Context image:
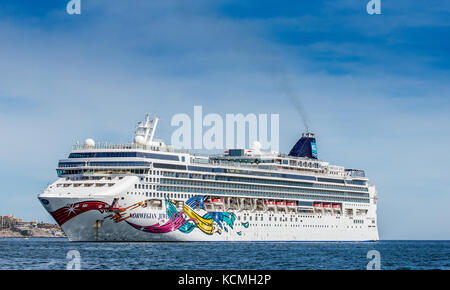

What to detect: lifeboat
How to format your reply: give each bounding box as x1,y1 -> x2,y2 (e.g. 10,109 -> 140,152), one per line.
332,204 -> 341,209
286,201 -> 297,207
212,198 -> 224,203
323,203 -> 331,208
276,201 -> 286,206
264,200 -> 276,205
313,203 -> 322,208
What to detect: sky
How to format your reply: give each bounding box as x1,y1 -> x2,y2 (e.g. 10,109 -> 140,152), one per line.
0,0 -> 449,240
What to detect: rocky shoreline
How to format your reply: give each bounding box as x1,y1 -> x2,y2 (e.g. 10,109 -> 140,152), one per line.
1,214 -> 66,238
0,227 -> 66,238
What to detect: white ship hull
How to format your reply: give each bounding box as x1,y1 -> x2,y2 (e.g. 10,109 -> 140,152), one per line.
39,189 -> 379,242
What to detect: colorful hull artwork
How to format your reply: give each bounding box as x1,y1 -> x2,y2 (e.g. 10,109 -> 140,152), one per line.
50,195 -> 249,236
126,195 -> 248,235
50,200 -> 110,226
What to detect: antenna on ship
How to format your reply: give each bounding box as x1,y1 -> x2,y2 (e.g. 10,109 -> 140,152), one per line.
134,114 -> 159,146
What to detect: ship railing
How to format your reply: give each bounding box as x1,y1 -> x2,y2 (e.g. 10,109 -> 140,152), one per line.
72,143 -> 354,179
190,158 -> 338,177
344,169 -> 366,177
72,142 -> 190,154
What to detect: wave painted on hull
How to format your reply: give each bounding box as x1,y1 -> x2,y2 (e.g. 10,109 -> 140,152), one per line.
50,201 -> 109,226
49,195 -> 248,237
126,195 -> 242,236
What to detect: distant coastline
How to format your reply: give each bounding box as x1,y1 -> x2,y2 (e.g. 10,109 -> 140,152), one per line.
0,214 -> 65,238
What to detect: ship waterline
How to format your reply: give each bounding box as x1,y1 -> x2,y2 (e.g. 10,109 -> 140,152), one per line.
38,114 -> 379,242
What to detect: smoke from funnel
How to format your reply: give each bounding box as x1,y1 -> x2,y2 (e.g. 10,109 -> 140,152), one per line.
272,69 -> 310,133
243,47 -> 310,133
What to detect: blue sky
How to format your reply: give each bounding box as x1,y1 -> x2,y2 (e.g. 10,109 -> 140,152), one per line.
0,0 -> 449,239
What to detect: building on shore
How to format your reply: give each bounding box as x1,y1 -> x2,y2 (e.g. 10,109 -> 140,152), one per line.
0,215 -> 22,228
0,214 -> 65,237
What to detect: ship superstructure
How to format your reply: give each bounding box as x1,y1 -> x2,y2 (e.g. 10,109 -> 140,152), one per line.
38,115 -> 379,241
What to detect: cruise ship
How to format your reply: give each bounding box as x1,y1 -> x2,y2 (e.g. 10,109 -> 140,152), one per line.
38,115 -> 379,242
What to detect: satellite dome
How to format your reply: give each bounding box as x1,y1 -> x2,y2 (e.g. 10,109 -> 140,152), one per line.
84,138 -> 95,148
134,135 -> 145,145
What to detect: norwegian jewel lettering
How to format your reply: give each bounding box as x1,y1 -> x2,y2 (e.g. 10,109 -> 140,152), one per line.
130,213 -> 168,219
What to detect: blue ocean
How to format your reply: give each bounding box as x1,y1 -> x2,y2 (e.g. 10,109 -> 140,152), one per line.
0,238 -> 448,270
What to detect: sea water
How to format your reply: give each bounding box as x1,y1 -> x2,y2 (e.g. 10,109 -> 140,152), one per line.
0,238 -> 448,270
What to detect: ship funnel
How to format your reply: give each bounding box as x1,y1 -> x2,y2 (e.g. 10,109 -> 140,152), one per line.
288,132 -> 318,159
